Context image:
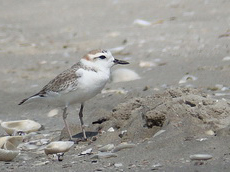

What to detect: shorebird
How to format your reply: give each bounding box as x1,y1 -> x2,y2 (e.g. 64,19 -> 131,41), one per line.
19,49 -> 129,140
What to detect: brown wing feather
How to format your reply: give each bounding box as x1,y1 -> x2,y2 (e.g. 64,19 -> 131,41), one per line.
39,67 -> 80,94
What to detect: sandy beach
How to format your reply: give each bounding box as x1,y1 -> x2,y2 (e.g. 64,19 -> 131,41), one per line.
0,0 -> 230,171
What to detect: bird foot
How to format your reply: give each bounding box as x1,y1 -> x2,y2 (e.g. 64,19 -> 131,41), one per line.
70,137 -> 88,144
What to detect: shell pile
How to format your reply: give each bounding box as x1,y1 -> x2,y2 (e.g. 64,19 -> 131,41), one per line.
0,136 -> 23,161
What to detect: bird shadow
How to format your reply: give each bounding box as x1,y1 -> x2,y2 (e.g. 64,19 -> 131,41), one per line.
72,131 -> 98,139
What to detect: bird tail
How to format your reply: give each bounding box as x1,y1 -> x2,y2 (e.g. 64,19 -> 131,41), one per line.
18,93 -> 45,105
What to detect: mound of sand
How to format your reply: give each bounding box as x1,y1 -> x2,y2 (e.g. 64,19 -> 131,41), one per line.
62,88 -> 230,145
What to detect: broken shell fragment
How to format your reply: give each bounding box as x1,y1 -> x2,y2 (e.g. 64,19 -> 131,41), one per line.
98,144 -> 115,152
44,141 -> 74,155
112,143 -> 136,152
1,119 -> 41,135
0,136 -> 23,161
91,152 -> 118,159
190,154 -> 213,160
0,149 -> 20,161
179,75 -> 197,84
133,19 -> 151,26
79,148 -> 93,156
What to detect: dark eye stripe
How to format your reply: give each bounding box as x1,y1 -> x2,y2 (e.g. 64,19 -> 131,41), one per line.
99,55 -> 106,59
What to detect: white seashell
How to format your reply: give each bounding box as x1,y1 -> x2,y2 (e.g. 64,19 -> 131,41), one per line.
18,143 -> 39,150
0,136 -> 23,149
91,152 -> 118,159
79,148 -> 93,155
153,130 -> 166,138
114,163 -> 123,167
222,56 -> 230,61
133,19 -> 151,26
98,144 -> 115,152
179,75 -> 197,84
40,139 -> 50,145
0,136 -> 23,161
44,141 -> 74,155
47,109 -> 59,117
101,88 -> 127,94
107,127 -> 115,132
196,138 -> 208,142
112,143 -> 136,152
214,93 -> 230,96
190,154 -> 213,160
109,46 -> 125,54
111,68 -> 140,83
139,61 -> 156,68
1,119 -> 41,135
34,161 -> 49,166
205,130 -> 215,136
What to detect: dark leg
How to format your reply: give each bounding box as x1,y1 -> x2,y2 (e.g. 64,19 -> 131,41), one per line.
62,106 -> 73,140
79,103 -> 87,139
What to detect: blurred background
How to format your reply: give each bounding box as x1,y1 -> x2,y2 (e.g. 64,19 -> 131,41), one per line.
0,0 -> 229,123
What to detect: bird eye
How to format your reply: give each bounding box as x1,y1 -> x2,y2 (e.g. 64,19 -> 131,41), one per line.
99,55 -> 106,59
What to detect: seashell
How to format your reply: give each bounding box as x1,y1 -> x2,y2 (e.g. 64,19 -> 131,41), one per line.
91,152 -> 118,159
133,19 -> 151,26
107,127 -> 115,132
179,75 -> 197,84
101,88 -> 127,94
111,68 -> 140,83
190,154 -> 213,160
153,130 -> 166,138
112,143 -> 136,152
98,144 -> 115,152
114,163 -> 123,167
1,119 -> 41,135
79,148 -> 93,155
0,136 -> 23,149
18,143 -> 39,150
47,109 -> 59,117
0,136 -> 23,161
44,141 -> 74,155
139,61 -> 156,68
0,149 -> 20,161
222,56 -> 230,61
109,46 -> 125,54
205,130 -> 215,136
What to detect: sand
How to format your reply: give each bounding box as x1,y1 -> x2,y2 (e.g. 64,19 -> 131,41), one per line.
0,0 -> 230,171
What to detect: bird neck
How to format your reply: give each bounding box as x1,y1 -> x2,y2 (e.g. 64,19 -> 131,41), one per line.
80,59 -> 110,74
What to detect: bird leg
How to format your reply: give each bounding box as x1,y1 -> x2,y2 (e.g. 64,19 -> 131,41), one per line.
79,103 -> 87,140
62,106 -> 73,140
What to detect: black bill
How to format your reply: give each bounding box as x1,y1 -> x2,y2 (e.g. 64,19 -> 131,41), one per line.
113,59 -> 129,65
